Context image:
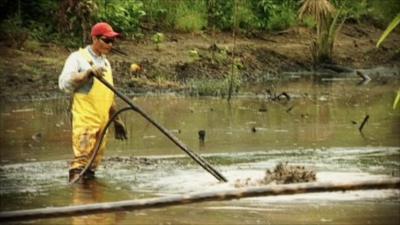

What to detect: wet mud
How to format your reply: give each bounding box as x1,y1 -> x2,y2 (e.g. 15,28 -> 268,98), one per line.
1,23 -> 400,100
234,162 -> 316,188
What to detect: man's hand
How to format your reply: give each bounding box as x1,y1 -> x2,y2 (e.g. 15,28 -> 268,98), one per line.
72,66 -> 106,87
85,66 -> 106,78
114,118 -> 127,140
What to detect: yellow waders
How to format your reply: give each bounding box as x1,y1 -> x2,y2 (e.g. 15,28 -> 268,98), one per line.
70,48 -> 114,170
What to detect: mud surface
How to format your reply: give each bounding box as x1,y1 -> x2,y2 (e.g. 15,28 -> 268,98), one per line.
1,23 -> 399,100
1,148 -> 399,225
263,162 -> 316,184
234,162 -> 316,187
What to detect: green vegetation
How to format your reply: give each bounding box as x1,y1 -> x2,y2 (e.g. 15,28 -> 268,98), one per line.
394,89 -> 400,109
299,0 -> 337,64
374,13 -> 400,110
2,0 -> 398,46
151,32 -> 165,51
175,1 -> 207,32
97,0 -> 145,39
187,57 -> 242,97
367,0 -> 400,27
0,15 -> 29,48
376,13 -> 400,48
298,0 -> 373,64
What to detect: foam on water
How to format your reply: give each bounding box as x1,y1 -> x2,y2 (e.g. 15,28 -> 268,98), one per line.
1,147 -> 399,203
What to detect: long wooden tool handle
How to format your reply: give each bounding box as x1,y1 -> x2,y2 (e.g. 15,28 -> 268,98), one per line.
95,76 -> 228,182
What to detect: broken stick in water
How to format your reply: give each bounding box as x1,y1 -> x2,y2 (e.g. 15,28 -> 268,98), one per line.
359,114 -> 370,132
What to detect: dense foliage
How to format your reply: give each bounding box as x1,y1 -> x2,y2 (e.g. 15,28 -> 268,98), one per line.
0,0 -> 399,47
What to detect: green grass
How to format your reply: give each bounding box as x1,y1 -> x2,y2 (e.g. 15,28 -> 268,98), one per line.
267,4 -> 297,31
367,0 -> 400,26
187,79 -> 230,96
174,1 -> 207,32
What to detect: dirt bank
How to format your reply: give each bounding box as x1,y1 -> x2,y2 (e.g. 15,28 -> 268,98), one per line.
0,23 -> 399,100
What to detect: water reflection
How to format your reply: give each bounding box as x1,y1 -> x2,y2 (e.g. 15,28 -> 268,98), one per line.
1,79 -> 399,164
71,180 -> 126,225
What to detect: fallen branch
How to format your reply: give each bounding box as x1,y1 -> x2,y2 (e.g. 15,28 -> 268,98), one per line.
0,178 -> 399,222
356,71 -> 371,81
359,114 -> 370,132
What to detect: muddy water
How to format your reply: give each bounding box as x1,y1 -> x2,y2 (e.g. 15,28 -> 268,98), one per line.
0,78 -> 399,225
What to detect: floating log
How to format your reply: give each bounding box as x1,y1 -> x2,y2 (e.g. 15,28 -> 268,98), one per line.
320,63 -> 354,73
0,178 -> 399,222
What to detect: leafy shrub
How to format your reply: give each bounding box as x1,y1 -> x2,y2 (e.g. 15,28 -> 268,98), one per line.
236,3 -> 259,30
97,0 -> 145,37
141,0 -> 180,29
207,0 -> 234,30
331,0 -> 368,24
301,15 -> 317,29
345,0 -> 369,23
175,1 -> 207,32
267,3 -> 297,31
0,16 -> 29,48
366,0 -> 400,26
250,0 -> 298,31
151,32 -> 165,50
251,0 -> 277,29
26,20 -> 57,42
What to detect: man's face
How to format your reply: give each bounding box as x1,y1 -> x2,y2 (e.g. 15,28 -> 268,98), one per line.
93,36 -> 115,55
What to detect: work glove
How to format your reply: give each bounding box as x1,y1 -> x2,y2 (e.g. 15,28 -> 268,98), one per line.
114,118 -> 128,140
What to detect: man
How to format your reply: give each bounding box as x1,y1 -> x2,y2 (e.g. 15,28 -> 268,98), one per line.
59,22 -> 127,182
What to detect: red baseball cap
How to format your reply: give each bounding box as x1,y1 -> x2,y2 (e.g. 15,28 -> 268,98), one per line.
91,22 -> 120,38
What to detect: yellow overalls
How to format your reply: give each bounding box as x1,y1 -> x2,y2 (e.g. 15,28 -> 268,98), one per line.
70,48 -> 114,170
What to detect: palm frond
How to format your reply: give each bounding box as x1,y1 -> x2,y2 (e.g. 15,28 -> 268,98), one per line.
328,6 -> 346,44
299,0 -> 336,25
393,89 -> 400,109
376,13 -> 400,48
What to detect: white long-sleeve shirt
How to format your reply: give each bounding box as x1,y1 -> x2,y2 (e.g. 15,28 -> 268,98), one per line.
59,46 -> 110,94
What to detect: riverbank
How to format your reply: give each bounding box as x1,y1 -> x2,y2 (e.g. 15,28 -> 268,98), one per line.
0,23 -> 399,100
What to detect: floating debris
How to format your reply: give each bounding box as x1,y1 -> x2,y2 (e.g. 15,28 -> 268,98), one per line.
169,129 -> 181,134
235,162 -> 316,188
258,108 -> 267,112
105,156 -> 157,166
277,92 -> 290,101
356,71 -> 371,82
12,108 -> 35,113
301,113 -> 309,119
263,162 -> 316,185
286,105 -> 294,113
359,114 -> 370,132
198,130 -> 206,143
31,132 -> 42,143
